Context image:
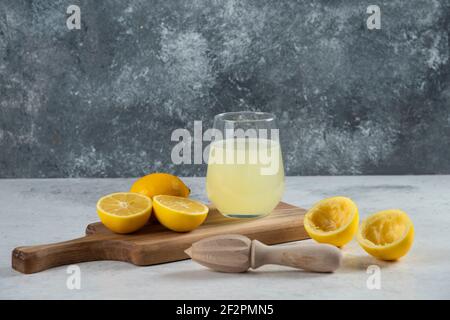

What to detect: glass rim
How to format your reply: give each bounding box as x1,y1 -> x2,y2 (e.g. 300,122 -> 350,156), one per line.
214,111 -> 276,123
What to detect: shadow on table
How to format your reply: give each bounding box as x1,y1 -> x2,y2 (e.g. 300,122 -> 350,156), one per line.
340,253 -> 394,273
162,267 -> 335,281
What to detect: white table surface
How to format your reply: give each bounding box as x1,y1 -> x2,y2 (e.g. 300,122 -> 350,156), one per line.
1,176 -> 449,300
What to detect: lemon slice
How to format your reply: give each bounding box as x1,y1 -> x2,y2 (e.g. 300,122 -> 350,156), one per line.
304,196 -> 359,247
96,192 -> 152,234
153,195 -> 208,232
357,209 -> 414,260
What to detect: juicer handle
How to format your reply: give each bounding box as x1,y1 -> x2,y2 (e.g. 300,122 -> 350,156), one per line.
251,240 -> 342,273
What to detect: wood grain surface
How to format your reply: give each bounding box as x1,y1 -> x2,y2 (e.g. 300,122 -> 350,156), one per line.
12,202 -> 308,274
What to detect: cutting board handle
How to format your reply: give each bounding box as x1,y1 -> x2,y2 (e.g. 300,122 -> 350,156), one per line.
12,236 -> 116,274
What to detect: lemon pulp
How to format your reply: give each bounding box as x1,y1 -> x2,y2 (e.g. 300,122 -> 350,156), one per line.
304,196 -> 359,247
96,192 -> 152,234
308,199 -> 354,233
153,195 -> 208,232
357,209 -> 414,260
98,193 -> 152,216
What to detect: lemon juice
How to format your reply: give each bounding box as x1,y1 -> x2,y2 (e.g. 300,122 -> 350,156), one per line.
206,138 -> 284,218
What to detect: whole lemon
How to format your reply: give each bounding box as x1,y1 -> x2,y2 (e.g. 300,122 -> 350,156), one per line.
130,173 -> 190,199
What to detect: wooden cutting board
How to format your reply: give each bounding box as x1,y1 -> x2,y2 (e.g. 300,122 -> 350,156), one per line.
12,202 -> 308,274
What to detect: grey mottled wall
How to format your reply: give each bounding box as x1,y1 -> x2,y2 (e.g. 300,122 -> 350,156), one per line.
0,0 -> 449,178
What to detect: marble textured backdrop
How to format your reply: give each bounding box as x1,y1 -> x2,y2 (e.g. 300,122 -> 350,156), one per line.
0,0 -> 449,178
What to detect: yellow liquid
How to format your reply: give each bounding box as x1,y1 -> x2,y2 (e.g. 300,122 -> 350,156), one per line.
206,138 -> 284,218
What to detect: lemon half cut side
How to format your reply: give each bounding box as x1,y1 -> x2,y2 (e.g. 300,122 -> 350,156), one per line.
357,209 -> 414,261
153,195 -> 208,232
96,192 -> 152,234
304,196 -> 359,247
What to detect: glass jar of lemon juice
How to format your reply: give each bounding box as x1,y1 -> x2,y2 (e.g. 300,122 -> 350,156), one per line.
206,112 -> 285,218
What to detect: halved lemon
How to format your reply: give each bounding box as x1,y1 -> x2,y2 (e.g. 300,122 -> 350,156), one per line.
357,209 -> 414,261
153,195 -> 208,232
96,192 -> 152,234
304,196 -> 359,247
